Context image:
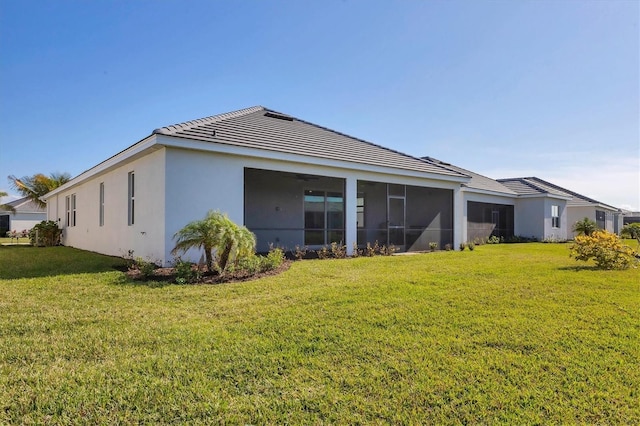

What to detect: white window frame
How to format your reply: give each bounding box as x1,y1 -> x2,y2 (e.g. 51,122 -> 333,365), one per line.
551,205 -> 560,228
128,172 -> 135,226
65,195 -> 70,227
99,182 -> 104,226
71,194 -> 77,227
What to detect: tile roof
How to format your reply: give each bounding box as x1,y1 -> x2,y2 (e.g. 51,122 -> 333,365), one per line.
0,197 -> 45,213
497,177 -> 619,210
421,157 -> 516,195
153,106 -> 467,178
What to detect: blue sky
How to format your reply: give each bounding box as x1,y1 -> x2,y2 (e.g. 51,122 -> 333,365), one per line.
1,0 -> 638,210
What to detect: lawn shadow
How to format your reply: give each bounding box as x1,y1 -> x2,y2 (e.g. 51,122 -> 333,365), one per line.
0,245 -> 128,280
558,265 -> 600,272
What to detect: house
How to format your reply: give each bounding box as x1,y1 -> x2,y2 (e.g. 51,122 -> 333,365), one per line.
0,197 -> 47,236
42,106 -> 475,265
41,106 -> 624,264
497,177 -> 620,239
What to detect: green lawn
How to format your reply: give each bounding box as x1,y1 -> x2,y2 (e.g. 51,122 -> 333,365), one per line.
1,244 -> 638,424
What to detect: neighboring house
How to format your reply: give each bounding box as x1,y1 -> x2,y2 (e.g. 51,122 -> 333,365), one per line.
498,177 -> 620,239
622,211 -> 640,225
0,197 -> 46,236
42,106 -> 471,265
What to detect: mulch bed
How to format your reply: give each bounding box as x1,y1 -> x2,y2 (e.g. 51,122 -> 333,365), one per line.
125,260 -> 292,284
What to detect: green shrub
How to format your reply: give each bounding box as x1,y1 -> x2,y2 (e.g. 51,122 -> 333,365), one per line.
29,220 -> 62,247
264,246 -> 285,270
570,230 -> 637,270
621,223 -> 640,239
135,257 -> 157,279
444,243 -> 452,251
316,245 -> 330,259
467,242 -> 475,251
573,217 -> 597,236
294,245 -> 308,260
459,243 -> 466,251
233,255 -> 262,275
330,242 -> 347,259
429,242 -> 438,251
487,235 -> 501,244
173,258 -> 202,284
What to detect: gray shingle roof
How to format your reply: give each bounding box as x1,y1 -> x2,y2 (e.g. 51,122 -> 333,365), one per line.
498,177 -> 618,210
153,106 -> 466,178
0,197 -> 45,213
421,157 -> 516,195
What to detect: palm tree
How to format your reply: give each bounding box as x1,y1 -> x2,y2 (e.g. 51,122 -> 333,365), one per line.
172,210 -> 256,273
0,191 -> 15,213
8,172 -> 71,208
573,217 -> 597,236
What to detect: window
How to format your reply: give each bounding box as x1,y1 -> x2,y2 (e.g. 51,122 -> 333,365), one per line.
304,190 -> 344,245
596,210 -> 605,229
551,205 -> 560,228
99,182 -> 104,226
66,194 -> 76,227
65,196 -> 70,227
128,172 -> 135,226
357,193 -> 365,228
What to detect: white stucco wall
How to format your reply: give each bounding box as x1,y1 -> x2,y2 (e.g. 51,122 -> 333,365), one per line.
47,148 -> 166,263
163,147 -> 464,262
514,199 -> 540,239
567,206 -> 595,238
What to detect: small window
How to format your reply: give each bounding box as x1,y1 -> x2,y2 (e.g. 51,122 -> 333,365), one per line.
99,182 -> 104,226
551,205 -> 560,228
71,194 -> 77,227
128,172 -> 135,226
65,196 -> 70,227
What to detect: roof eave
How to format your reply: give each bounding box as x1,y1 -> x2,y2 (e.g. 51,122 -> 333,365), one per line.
156,134 -> 470,183
43,134 -> 160,199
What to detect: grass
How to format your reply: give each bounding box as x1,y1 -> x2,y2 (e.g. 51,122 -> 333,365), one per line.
1,243 -> 638,424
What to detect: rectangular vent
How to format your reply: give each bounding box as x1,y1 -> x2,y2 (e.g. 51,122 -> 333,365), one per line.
264,111 -> 294,121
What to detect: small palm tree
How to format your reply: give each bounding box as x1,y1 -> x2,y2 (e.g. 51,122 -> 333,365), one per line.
8,172 -> 71,208
172,210 -> 256,274
572,217 -> 597,236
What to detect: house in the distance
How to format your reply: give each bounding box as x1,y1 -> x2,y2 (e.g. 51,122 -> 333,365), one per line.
40,106 -> 624,264
0,197 -> 47,236
498,177 -> 621,239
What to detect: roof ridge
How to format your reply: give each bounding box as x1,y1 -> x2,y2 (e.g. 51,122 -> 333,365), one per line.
153,106 -> 266,135
419,157 -> 472,179
525,177 -> 618,210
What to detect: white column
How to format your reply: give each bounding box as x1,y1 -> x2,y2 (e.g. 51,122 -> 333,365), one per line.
453,186 -> 465,250
345,175 -> 357,255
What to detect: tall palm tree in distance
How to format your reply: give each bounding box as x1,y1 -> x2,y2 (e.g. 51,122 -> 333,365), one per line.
8,172 -> 71,208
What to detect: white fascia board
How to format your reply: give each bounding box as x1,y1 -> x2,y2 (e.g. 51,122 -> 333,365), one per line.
516,193 -> 572,201
43,135 -> 161,199
461,187 -> 518,199
593,203 -> 620,212
155,135 -> 470,185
